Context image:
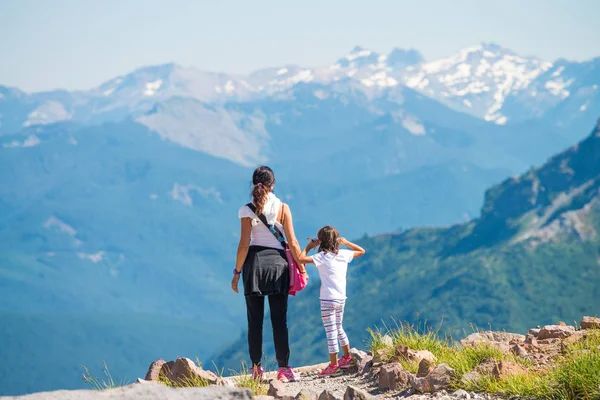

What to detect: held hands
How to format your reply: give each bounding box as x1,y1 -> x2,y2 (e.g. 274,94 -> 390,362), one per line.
301,270 -> 309,281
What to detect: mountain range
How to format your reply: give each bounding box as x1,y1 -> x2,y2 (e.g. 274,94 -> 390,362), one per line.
215,120 -> 600,371
0,42 -> 599,395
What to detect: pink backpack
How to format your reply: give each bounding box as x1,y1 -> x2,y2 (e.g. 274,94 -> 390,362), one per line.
246,202 -> 307,296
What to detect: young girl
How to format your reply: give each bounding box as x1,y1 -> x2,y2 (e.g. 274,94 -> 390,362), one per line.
298,225 -> 366,377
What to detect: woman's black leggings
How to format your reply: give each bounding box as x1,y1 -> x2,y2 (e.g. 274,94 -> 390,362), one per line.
245,293 -> 290,368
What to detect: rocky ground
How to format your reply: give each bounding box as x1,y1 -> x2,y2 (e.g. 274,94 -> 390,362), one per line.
264,363 -> 502,399
3,316 -> 599,400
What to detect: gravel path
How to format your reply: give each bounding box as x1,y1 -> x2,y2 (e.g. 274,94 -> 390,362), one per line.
270,365 -> 506,399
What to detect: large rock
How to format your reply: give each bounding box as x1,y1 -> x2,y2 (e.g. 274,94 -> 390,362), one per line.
144,359 -> 166,381
409,363 -> 455,393
0,384 -> 253,400
537,325 -> 575,340
581,316 -> 600,330
160,357 -> 220,386
460,331 -> 525,353
378,363 -> 410,391
343,386 -> 376,400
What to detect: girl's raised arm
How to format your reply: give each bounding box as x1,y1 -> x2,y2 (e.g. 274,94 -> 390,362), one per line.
339,237 -> 366,258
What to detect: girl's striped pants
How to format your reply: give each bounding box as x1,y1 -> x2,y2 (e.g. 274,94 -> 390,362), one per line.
320,299 -> 349,354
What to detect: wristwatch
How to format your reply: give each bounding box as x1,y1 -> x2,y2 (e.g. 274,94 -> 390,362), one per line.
233,269 -> 241,275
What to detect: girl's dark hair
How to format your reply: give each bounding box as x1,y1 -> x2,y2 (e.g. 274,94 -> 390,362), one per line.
251,166 -> 275,216
317,226 -> 339,254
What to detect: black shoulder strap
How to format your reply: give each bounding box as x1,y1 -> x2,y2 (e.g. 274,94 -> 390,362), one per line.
246,203 -> 286,245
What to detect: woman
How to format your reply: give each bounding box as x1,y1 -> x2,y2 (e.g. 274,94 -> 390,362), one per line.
231,166 -> 308,382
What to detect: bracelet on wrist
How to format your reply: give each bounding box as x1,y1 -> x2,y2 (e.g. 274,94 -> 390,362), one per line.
233,269 -> 241,275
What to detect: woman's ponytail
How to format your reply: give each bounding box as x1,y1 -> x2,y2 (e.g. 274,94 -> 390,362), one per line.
251,166 -> 275,215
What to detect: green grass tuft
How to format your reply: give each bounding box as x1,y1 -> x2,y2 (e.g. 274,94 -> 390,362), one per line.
81,361 -> 129,390
231,362 -> 268,396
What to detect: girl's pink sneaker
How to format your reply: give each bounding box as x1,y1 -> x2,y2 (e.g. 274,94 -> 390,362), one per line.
318,364 -> 343,377
277,367 -> 298,382
339,355 -> 356,369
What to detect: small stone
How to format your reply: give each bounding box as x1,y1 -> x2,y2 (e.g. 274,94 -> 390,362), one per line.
349,348 -> 368,365
318,389 -> 342,400
563,330 -> 588,345
343,385 -> 377,400
395,344 -> 417,360
382,335 -> 394,346
460,331 -> 524,354
453,389 -> 471,399
410,363 -> 455,393
144,359 -> 166,381
414,350 -> 436,365
372,348 -> 388,363
524,334 -> 538,346
417,358 -> 435,378
559,321 -> 566,326
296,388 -> 319,400
490,360 -> 527,379
537,325 -> 575,340
460,370 -> 481,386
378,363 -> 410,390
510,344 -> 528,357
358,356 -> 373,375
268,379 -> 287,399
581,316 -> 600,330
528,328 -> 540,337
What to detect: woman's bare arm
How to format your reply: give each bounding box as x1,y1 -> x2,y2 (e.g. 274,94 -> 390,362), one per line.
282,204 -> 308,273
232,218 -> 252,293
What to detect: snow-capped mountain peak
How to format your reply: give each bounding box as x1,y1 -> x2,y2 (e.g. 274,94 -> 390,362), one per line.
403,42 -> 553,124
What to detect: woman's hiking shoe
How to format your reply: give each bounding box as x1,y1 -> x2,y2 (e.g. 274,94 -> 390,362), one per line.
277,367 -> 298,382
252,365 -> 265,380
338,355 -> 356,369
318,364 -> 343,377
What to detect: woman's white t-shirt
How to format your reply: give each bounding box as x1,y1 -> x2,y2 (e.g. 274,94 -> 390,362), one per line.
238,192 -> 284,250
311,249 -> 354,300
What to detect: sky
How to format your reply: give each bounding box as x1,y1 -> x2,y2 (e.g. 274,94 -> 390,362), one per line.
1,0 -> 599,92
